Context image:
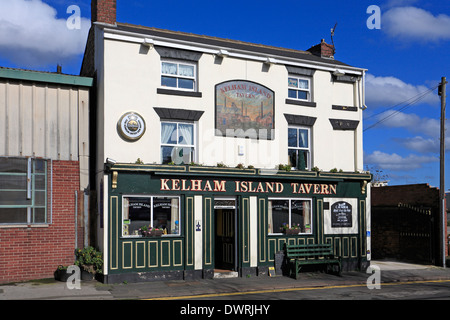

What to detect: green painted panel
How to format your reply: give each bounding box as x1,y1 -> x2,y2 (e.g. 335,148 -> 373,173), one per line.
351,237 -> 358,257
135,241 -> 146,268
258,198 -> 267,263
110,196 -> 119,271
161,241 -> 171,267
241,197 -> 249,266
148,241 -> 158,267
343,237 -> 349,258
122,242 -> 133,269
185,197 -> 194,268
203,197 -> 213,267
268,239 -> 276,262
174,241 -> 183,266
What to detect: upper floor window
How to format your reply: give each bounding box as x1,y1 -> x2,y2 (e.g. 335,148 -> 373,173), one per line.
288,126 -> 311,170
161,60 -> 196,91
288,76 -> 311,101
161,121 -> 196,164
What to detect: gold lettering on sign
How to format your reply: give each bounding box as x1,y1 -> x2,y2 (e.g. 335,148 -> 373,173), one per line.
160,179 -> 336,195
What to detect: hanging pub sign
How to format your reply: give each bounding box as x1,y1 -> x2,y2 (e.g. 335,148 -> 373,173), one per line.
215,80 -> 274,140
331,201 -> 353,228
117,111 -> 146,141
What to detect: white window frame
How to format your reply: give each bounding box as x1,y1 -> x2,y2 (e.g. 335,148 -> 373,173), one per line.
160,121 -> 196,165
288,75 -> 311,101
268,197 -> 313,235
161,59 -> 197,91
121,195 -> 181,237
288,126 -> 312,170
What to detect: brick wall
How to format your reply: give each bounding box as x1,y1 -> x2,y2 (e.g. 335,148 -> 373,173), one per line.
0,161 -> 82,284
91,0 -> 116,25
371,184 -> 448,265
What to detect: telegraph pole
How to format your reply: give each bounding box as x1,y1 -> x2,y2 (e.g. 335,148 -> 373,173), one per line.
438,77 -> 447,267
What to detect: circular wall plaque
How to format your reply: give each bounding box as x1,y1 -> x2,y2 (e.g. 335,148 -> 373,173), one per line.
117,112 -> 146,141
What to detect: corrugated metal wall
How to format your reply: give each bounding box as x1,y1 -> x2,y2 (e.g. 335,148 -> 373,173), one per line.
0,79 -> 90,188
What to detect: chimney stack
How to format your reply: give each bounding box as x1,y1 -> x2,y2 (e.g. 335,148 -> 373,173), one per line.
307,39 -> 335,59
91,0 -> 116,25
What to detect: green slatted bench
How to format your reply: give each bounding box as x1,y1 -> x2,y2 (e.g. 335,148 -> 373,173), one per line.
285,243 -> 342,279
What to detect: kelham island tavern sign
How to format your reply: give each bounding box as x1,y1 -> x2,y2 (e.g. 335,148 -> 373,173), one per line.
160,178 -> 338,195
215,80 -> 274,140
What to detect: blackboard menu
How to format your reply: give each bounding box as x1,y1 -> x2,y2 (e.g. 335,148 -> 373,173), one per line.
331,201 -> 352,228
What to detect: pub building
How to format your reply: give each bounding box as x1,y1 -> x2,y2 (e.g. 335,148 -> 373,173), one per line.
82,0 -> 372,283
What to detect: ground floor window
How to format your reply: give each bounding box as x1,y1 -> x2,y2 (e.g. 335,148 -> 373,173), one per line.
268,198 -> 312,235
0,157 -> 48,224
122,196 -> 180,237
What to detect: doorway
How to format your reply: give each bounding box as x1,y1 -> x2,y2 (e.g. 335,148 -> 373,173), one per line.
214,198 -> 237,271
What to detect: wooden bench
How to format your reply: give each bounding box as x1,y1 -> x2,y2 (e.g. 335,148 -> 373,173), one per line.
285,243 -> 341,279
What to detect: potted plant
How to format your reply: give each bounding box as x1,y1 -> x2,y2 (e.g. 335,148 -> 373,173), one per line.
74,246 -> 103,280
54,265 -> 71,282
139,225 -> 149,237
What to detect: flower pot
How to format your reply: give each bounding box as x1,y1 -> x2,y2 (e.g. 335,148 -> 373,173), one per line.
54,268 -> 71,282
81,270 -> 96,281
140,230 -> 149,237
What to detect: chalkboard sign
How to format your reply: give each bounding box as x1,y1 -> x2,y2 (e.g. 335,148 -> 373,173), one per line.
331,201 -> 352,228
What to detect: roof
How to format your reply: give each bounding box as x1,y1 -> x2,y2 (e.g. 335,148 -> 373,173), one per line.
0,67 -> 93,87
113,22 -> 354,68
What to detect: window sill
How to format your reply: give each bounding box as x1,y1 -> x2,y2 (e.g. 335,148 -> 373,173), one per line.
332,105 -> 358,112
157,88 -> 202,98
121,234 -> 182,238
268,233 -> 312,236
285,99 -> 316,108
0,224 -> 49,229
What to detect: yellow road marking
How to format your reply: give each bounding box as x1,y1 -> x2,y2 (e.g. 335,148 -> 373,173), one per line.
144,279 -> 450,300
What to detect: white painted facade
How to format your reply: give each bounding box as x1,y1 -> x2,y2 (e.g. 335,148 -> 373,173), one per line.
90,24 -> 366,176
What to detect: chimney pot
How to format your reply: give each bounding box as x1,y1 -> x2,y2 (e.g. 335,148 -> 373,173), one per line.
307,39 -> 335,59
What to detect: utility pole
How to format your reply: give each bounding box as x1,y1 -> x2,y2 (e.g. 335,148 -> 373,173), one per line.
438,77 -> 447,268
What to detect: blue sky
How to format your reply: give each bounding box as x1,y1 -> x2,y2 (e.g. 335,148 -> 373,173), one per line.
0,0 -> 448,190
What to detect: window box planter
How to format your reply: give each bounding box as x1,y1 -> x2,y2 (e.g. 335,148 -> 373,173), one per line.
284,229 -> 301,235
141,229 -> 163,237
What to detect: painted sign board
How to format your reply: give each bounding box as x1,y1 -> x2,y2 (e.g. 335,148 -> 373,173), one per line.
215,80 -> 274,140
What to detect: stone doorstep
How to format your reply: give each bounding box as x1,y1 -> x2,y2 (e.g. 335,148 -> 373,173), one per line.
213,269 -> 239,279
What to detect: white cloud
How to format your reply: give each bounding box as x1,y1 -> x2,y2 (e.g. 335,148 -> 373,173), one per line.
365,150 -> 437,171
374,111 -> 438,136
382,6 -> 450,42
0,0 -> 90,68
393,136 -> 439,153
365,73 -> 439,108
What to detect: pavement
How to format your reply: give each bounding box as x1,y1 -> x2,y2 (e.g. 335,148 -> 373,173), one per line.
1,260 -> 450,300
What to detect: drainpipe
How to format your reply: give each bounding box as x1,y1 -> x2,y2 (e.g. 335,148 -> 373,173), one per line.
75,190 -> 78,250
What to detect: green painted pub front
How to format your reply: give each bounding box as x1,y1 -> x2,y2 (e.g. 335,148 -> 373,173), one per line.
102,164 -> 371,283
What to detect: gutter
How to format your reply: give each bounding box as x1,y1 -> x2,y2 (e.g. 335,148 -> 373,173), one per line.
95,23 -> 367,76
